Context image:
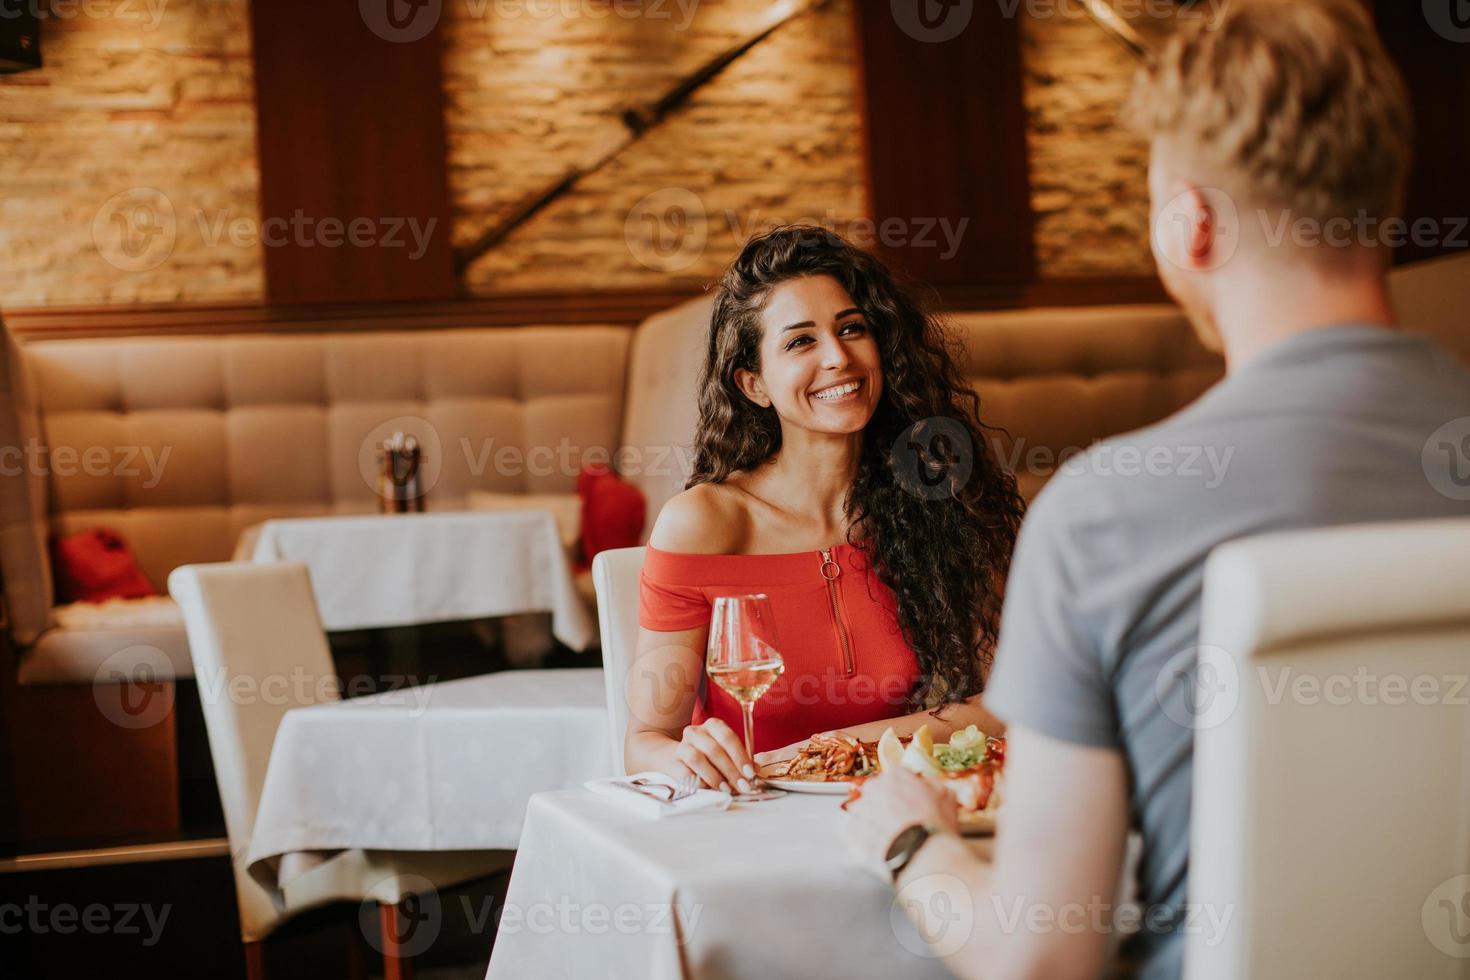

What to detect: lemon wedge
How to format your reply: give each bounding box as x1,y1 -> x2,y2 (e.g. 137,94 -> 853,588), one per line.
913,724 -> 935,757
877,728 -> 905,772
901,741 -> 945,778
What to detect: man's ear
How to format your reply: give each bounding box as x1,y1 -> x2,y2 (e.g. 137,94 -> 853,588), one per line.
1154,181 -> 1238,273
734,367 -> 771,408
1183,187 -> 1219,265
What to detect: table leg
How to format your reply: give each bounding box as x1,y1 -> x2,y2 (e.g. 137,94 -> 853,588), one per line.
243,939 -> 268,980
346,915 -> 370,980
378,900 -> 416,980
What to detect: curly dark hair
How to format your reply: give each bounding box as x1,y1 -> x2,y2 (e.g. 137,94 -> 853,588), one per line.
689,225 -> 1026,709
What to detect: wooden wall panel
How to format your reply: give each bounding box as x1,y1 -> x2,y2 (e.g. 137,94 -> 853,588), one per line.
3,278 -> 1172,342
852,2 -> 1036,286
1373,1 -> 1470,266
248,0 -> 456,304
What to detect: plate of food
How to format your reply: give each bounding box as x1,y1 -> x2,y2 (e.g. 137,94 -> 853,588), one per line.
759,725 -> 1005,834
858,725 -> 1011,840
842,724 -> 1005,836
756,732 -> 880,794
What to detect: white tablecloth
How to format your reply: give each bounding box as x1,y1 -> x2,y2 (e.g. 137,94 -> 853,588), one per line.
235,511 -> 595,650
485,789 -> 991,980
246,669 -> 613,895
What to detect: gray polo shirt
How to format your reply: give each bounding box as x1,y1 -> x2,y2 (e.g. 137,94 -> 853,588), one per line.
984,324 -> 1470,980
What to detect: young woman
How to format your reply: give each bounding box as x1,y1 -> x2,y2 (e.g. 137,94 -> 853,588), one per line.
623,226 -> 1025,794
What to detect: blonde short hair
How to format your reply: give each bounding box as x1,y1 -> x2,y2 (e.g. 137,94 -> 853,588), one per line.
1128,0 -> 1413,224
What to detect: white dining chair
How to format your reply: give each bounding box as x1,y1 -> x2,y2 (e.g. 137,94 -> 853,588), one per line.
169,561 -> 511,980
1186,519 -> 1470,980
591,546 -> 646,775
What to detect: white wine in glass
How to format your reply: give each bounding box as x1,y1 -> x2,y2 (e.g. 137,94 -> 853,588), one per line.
706,594 -> 787,802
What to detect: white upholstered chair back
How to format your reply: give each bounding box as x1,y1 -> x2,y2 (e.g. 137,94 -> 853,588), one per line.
592,546 -> 646,775
1186,520 -> 1470,980
168,561 -> 337,940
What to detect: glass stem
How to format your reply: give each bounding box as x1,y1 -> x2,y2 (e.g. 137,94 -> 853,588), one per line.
740,699 -> 756,765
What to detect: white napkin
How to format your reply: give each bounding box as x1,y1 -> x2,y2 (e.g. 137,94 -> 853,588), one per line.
585,772 -> 732,819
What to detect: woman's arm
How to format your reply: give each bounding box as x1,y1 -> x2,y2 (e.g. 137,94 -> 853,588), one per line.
623,486 -> 759,791
754,695 -> 1007,767
622,624 -> 758,792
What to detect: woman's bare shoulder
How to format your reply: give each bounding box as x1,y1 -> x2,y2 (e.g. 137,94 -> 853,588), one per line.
648,483 -> 750,555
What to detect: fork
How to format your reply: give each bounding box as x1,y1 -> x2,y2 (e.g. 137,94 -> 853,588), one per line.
625,774 -> 701,804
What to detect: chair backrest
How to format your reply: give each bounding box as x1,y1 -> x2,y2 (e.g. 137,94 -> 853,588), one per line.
167,561 -> 338,940
1187,520 -> 1470,980
618,296 -> 710,539
592,546 -> 646,775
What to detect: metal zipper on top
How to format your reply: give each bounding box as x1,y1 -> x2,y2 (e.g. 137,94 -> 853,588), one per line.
820,549 -> 855,676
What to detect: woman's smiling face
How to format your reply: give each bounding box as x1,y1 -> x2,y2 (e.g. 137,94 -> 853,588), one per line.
735,274 -> 884,436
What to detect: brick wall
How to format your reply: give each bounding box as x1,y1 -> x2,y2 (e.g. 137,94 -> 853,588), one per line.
0,3 -> 1152,308
0,0 -> 262,307
1021,10 -> 1154,278
444,0 -> 866,293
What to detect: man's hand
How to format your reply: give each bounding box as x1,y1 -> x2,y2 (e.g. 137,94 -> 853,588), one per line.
842,767 -> 960,871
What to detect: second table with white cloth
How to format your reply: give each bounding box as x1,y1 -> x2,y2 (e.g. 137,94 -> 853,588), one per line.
246,669 -> 612,898
233,510 -> 596,650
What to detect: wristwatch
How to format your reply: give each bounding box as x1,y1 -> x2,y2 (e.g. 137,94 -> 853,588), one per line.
884,821 -> 947,883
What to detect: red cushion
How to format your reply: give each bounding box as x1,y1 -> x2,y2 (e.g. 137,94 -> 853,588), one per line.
576,465 -> 647,571
51,528 -> 158,604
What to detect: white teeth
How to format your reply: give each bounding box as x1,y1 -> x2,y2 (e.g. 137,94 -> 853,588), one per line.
814,382 -> 860,401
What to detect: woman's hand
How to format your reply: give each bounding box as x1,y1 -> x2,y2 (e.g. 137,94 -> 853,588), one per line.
665,718 -> 757,794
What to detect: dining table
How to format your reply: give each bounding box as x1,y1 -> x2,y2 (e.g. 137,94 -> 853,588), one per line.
232,509 -> 596,650
483,787 -> 992,980
245,668 -> 613,898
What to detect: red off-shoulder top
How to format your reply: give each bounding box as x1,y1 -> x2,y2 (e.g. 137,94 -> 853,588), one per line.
638,543 -> 921,754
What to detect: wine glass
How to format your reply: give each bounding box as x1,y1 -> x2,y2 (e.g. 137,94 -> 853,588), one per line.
706,594 -> 787,802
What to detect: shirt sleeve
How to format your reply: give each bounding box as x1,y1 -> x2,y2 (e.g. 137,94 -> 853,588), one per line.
984,478 -> 1120,748
638,568 -> 712,632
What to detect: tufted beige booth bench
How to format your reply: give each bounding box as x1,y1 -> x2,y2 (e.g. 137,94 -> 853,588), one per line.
950,305 -> 1222,500
1,325 -> 632,683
